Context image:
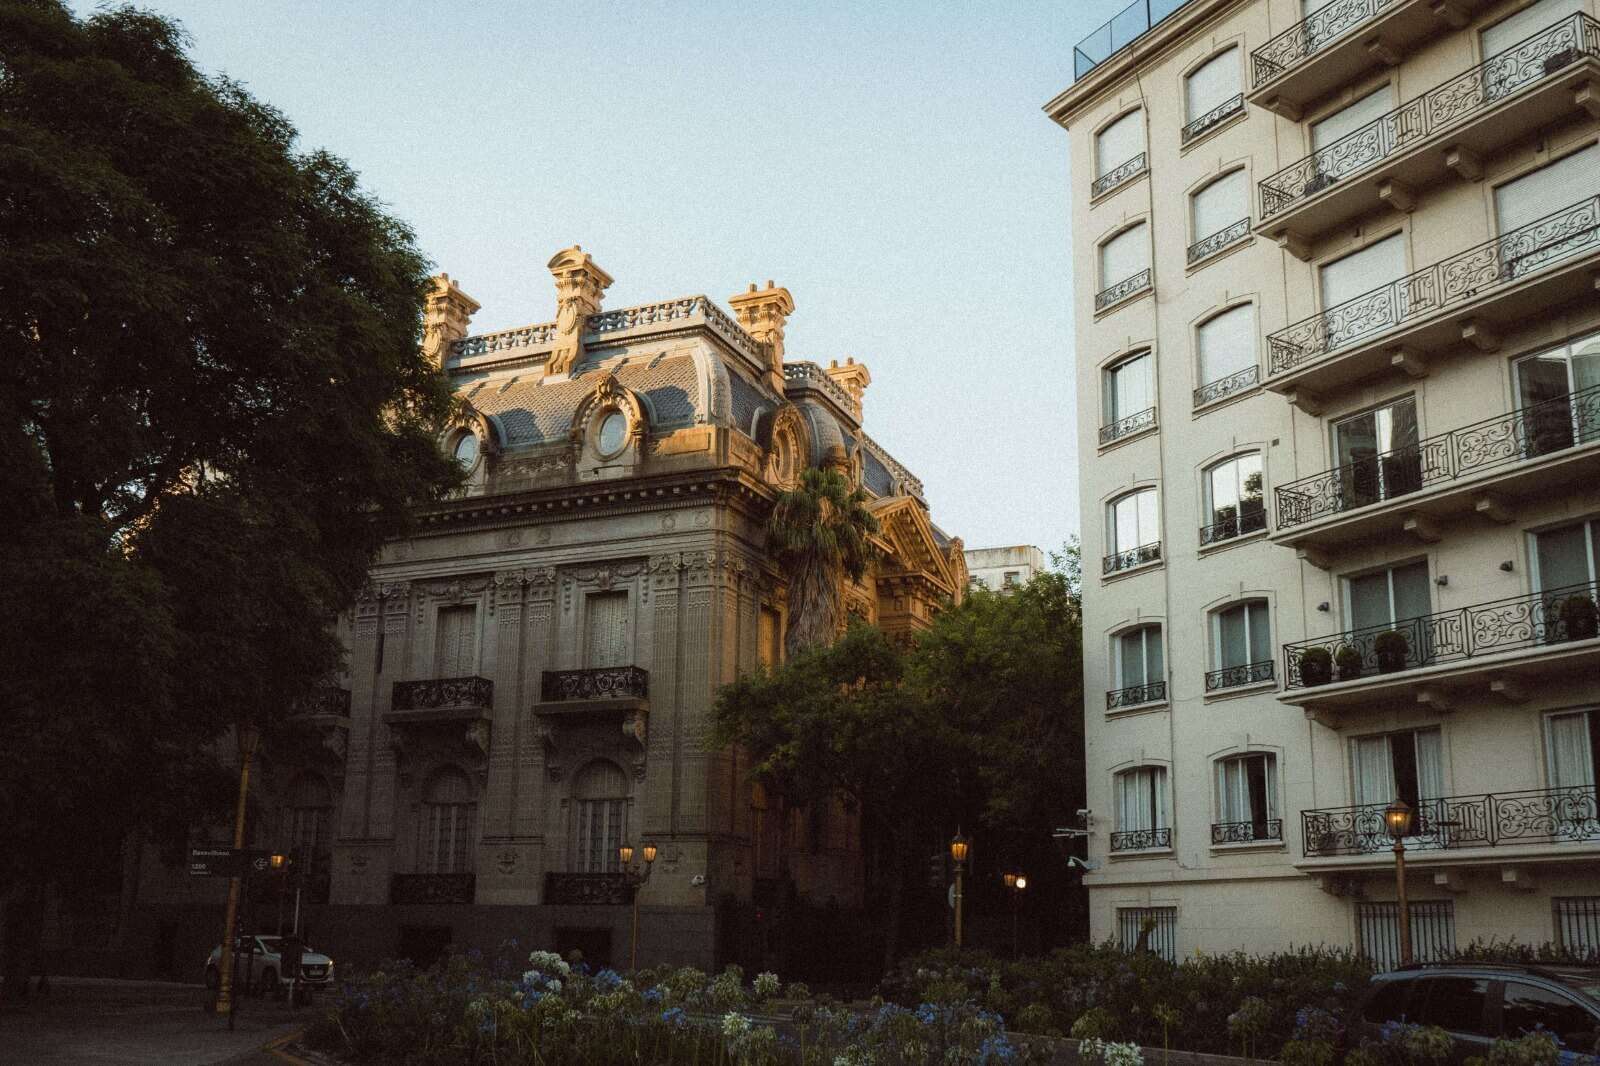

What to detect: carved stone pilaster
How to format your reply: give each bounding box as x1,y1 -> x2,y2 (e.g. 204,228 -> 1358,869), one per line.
546,245 -> 613,375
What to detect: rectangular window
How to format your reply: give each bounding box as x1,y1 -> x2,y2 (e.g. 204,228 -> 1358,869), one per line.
1351,728 -> 1444,810
1545,710 -> 1599,790
1204,453 -> 1265,535
1096,111 -> 1144,179
1109,489 -> 1159,556
1216,753 -> 1278,831
1320,233 -> 1405,309
1357,901 -> 1456,971
1116,767 -> 1169,833
1494,145 -> 1599,264
1346,559 -> 1431,633
1482,0 -> 1585,58
1214,601 -> 1271,669
1104,352 -> 1153,425
1100,224 -> 1149,289
1311,87 -> 1390,151
1117,626 -> 1164,690
1185,48 -> 1239,122
1117,907 -> 1178,962
433,605 -> 479,677
1332,396 -> 1422,508
1514,330 -> 1600,457
584,592 -> 630,668
1554,897 -> 1600,958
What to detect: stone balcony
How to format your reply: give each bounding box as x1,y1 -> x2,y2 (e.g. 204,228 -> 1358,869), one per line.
390,872 -> 476,905
533,667 -> 649,781
387,676 -> 493,724
543,872 -> 631,906
1257,14 -> 1600,254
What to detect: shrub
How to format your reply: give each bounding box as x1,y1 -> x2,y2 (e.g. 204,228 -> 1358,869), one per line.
1299,646 -> 1334,685
1373,630 -> 1409,671
1334,645 -> 1364,681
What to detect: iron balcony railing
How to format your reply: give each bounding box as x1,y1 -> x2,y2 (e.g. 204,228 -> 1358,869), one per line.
392,676 -> 493,712
1093,153 -> 1149,199
1073,0 -> 1194,81
1205,658 -> 1275,692
1107,680 -> 1166,710
299,686 -> 351,717
1276,383 -> 1600,531
541,666 -> 649,702
1199,505 -> 1267,546
1095,268 -> 1153,313
1268,194 -> 1600,377
544,872 -> 631,905
1099,406 -> 1156,446
1182,94 -> 1244,145
390,873 -> 475,904
1110,827 -> 1173,851
1259,15 -> 1600,221
1302,785 -> 1599,857
1104,541 -> 1161,575
1283,581 -> 1600,689
1212,818 -> 1284,845
1187,218 -> 1251,265
1193,364 -> 1260,408
1250,0 -> 1401,88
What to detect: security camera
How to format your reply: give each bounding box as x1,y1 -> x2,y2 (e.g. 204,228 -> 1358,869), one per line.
691,874 -> 706,887
1076,808 -> 1092,819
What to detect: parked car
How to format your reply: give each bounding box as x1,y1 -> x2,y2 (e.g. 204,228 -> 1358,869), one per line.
204,935 -> 335,998
1352,962 -> 1600,1062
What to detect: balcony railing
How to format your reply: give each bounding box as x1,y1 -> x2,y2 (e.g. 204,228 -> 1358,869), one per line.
392,676 -> 493,712
1073,0 -> 1194,81
1099,407 -> 1155,446
1302,785 -> 1599,857
298,686 -> 351,717
1283,581 -> 1600,689
1259,15 -> 1600,221
1187,218 -> 1251,265
541,666 -> 649,702
1251,0 -> 1401,88
1093,153 -> 1149,199
1199,505 -> 1267,546
1212,818 -> 1284,845
1276,384 -> 1600,531
1204,658 -> 1275,692
390,872 -> 475,904
1107,680 -> 1167,710
1181,94 -> 1244,144
1095,268 -> 1153,313
1110,827 -> 1173,851
1103,541 -> 1161,575
1268,195 -> 1600,377
544,872 -> 631,905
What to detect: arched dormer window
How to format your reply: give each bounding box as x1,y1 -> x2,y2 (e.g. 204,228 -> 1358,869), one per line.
1112,766 -> 1170,851
1213,752 -> 1281,844
573,759 -> 629,873
421,767 -> 476,874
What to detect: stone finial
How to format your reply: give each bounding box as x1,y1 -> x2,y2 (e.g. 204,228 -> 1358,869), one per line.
423,272 -> 481,368
546,245 -> 614,375
728,280 -> 794,392
822,443 -> 851,475
824,357 -> 871,420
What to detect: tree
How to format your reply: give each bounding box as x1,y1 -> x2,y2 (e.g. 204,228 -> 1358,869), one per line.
766,464 -> 879,657
0,0 -> 459,997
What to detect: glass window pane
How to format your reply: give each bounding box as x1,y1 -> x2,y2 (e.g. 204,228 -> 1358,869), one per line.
1500,981 -> 1594,1040
1137,489 -> 1159,545
1120,630 -> 1145,687
1219,605 -> 1248,667
1349,570 -> 1392,632
1392,561 -> 1431,622
1146,627 -> 1164,680
1536,524 -> 1592,593
1412,977 -> 1491,1035
1108,353 -> 1151,421
1208,461 -> 1240,524
1248,601 -> 1271,663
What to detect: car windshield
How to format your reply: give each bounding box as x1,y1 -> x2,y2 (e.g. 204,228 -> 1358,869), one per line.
256,937 -> 282,952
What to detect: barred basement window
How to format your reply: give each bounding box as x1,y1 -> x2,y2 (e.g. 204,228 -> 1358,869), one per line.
1357,900 -> 1456,971
1117,906 -> 1177,962
1554,897 -> 1600,957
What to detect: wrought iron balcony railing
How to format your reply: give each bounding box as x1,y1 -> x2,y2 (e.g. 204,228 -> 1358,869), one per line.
392,675 -> 493,712
1302,785 -> 1599,857
1212,818 -> 1284,845
1251,0 -> 1401,88
1205,659 -> 1275,692
1187,218 -> 1251,265
1095,268 -> 1153,313
1283,581 -> 1600,689
1099,407 -> 1156,446
298,686 -> 351,717
390,872 -> 475,904
1093,153 -> 1149,199
1073,0 -> 1194,81
1110,827 -> 1173,851
1199,505 -> 1267,546
1107,680 -> 1166,710
1182,94 -> 1244,145
1259,15 -> 1600,220
541,666 -> 649,702
544,872 -> 631,905
1103,541 -> 1161,575
1268,195 -> 1600,377
1276,383 -> 1600,531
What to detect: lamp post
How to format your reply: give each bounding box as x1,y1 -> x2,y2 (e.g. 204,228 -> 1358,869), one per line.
619,842 -> 657,972
1003,872 -> 1028,958
949,831 -> 970,949
215,720 -> 261,1026
1384,799 -> 1415,967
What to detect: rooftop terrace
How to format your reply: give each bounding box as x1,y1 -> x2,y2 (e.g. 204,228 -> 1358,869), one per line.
1072,0 -> 1196,82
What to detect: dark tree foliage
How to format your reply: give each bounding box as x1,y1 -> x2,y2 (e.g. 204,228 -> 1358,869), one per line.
0,0 -> 459,995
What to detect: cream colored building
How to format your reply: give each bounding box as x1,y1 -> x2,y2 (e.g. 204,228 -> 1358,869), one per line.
965,544 -> 1049,592
1047,0 -> 1600,965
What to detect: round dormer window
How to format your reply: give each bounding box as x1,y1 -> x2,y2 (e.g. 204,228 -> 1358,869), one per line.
453,432 -> 480,470
597,409 -> 628,457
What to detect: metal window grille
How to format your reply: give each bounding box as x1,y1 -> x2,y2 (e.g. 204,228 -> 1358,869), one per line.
1357,901 -> 1456,971
1554,897 -> 1600,960
1117,906 -> 1178,962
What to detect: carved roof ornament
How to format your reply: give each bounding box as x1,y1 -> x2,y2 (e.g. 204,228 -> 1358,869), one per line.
423,273 -> 481,368
728,280 -> 794,393
823,358 -> 871,420
546,245 -> 614,376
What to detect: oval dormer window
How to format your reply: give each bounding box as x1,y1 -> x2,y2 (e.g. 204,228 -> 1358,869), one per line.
597,410 -> 628,457
453,432 -> 479,470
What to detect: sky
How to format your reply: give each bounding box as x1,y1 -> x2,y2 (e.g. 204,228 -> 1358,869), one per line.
67,0 -> 1138,555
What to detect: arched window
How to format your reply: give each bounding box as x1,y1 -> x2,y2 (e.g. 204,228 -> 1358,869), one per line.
280,774 -> 332,860
1214,752 -> 1280,843
421,767 -> 476,874
1112,766 -> 1170,851
1095,110 -> 1145,189
1099,224 -> 1149,292
1195,305 -> 1258,398
573,760 -> 628,873
1105,488 -> 1160,573
1201,453 -> 1265,544
1208,599 -> 1273,690
1182,47 -> 1241,138
1102,350 -> 1153,436
1190,170 -> 1248,250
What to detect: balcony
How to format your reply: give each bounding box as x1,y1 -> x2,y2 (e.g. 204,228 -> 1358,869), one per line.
1301,786 -> 1598,858
1181,94 -> 1245,145
1274,384 -> 1600,556
1095,268 -> 1153,314
544,872 -> 631,906
1212,819 -> 1284,846
541,666 -> 648,703
1199,505 -> 1267,546
1110,827 -> 1172,852
1107,680 -> 1167,711
1257,14 -> 1600,250
1103,541 -> 1161,576
387,676 -> 493,732
1205,659 -> 1275,693
390,872 -> 476,905
1187,218 -> 1251,267
1266,195 -> 1600,398
1093,153 -> 1148,200
1099,407 -> 1155,447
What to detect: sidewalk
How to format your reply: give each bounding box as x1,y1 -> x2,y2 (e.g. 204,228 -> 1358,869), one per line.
0,977 -> 304,1065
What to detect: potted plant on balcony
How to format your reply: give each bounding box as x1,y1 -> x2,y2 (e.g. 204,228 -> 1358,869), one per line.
1544,46 -> 1580,75
1335,646 -> 1364,682
1298,646 -> 1333,686
1374,629 -> 1411,673
1558,594 -> 1599,641
1302,169 -> 1336,197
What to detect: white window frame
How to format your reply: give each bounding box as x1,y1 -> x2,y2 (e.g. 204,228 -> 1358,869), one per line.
1341,558 -> 1431,631
1095,109 -> 1146,180
1183,46 -> 1240,124
1099,223 -> 1150,291
1210,599 -> 1272,671
1214,751 -> 1280,831
1202,452 -> 1265,534
1107,487 -> 1160,556
1103,350 -> 1154,426
1113,624 -> 1166,693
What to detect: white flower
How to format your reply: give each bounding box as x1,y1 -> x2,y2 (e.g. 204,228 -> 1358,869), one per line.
545,979 -> 562,995
722,1012 -> 751,1039
753,971 -> 780,999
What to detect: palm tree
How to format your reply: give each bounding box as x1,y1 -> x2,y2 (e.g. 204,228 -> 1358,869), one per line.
767,461 -> 879,657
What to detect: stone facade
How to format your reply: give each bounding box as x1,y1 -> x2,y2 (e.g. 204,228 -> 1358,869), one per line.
964,545 -> 1048,592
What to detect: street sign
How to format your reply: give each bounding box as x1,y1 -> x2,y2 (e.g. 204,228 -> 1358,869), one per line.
244,850 -> 275,876
189,847 -> 237,878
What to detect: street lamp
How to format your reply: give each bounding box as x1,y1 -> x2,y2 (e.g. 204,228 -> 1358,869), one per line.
1384,799 -> 1415,966
215,720 -> 262,1026
950,830 -> 970,949
620,842 -> 658,972
1004,871 -> 1028,958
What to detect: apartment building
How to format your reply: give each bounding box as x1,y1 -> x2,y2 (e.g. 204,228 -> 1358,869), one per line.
965,544 -> 1049,592
1047,0 -> 1600,965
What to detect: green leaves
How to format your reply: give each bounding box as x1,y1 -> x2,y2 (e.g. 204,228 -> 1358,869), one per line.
766,465 -> 880,655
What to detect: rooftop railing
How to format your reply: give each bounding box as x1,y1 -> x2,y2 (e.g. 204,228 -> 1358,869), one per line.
1251,0 -> 1403,89
1073,0 -> 1194,82
1302,785 -> 1599,857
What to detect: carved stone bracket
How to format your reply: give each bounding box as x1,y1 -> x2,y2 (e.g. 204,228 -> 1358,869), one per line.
622,709 -> 648,780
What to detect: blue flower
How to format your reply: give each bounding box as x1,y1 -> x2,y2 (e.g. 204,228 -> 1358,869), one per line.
643,987 -> 663,1004
595,968 -> 623,991
661,1007 -> 689,1030
916,1003 -> 939,1026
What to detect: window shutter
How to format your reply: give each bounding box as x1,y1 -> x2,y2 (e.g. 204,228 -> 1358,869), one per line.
1495,145 -> 1599,235
434,606 -> 478,677
1311,87 -> 1390,150
1482,0 -> 1584,57
1100,224 -> 1149,287
584,592 -> 630,668
1192,171 -> 1248,239
1185,48 -> 1239,121
1197,305 -> 1257,383
1320,235 -> 1404,309
1096,111 -> 1144,178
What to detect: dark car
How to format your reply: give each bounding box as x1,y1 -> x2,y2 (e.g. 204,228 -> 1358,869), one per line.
1353,962 -> 1600,1063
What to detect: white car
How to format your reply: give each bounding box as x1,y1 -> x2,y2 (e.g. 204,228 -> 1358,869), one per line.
205,935 -> 334,998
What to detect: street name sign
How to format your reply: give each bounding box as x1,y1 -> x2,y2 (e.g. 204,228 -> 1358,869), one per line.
188,847 -> 236,877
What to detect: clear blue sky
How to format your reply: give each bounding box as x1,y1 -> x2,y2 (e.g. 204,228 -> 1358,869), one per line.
70,0 -> 1136,555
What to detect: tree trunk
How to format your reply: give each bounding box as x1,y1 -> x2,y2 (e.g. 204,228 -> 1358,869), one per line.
784,551 -> 841,658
